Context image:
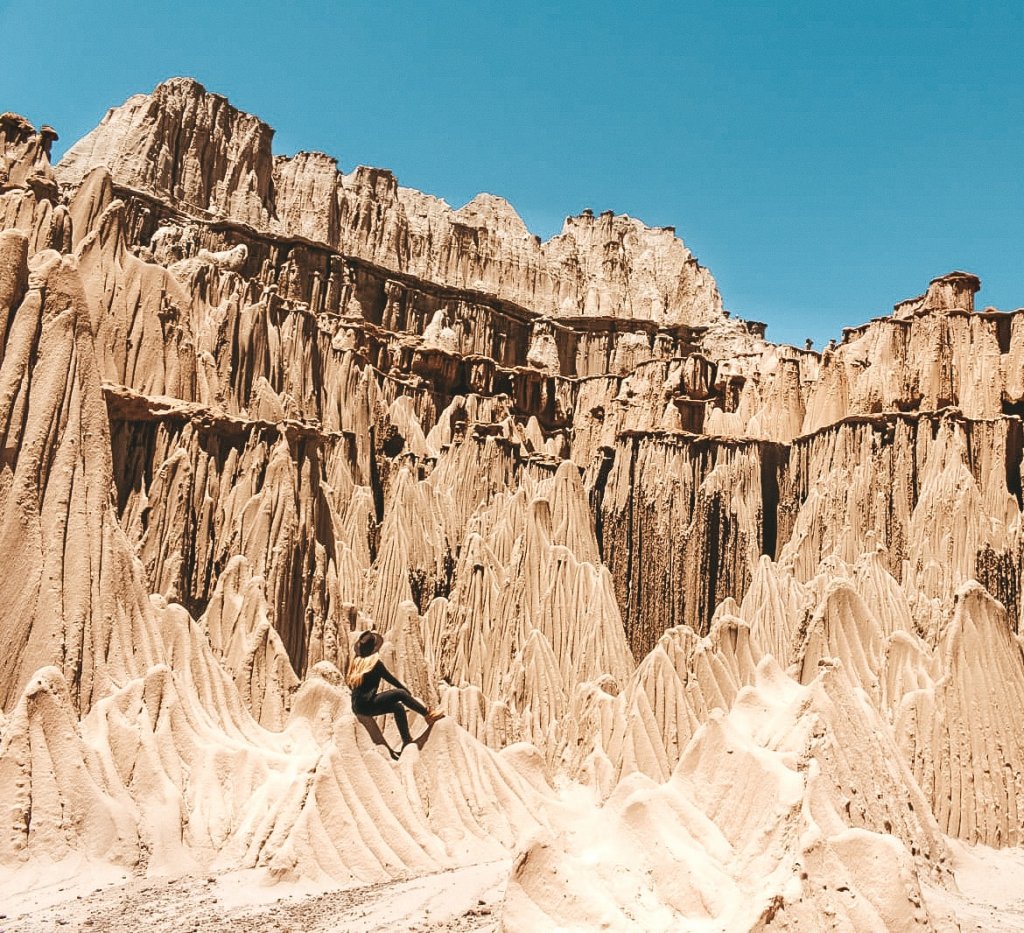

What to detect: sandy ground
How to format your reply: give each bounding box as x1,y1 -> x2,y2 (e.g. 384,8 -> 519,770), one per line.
921,841 -> 1024,932
0,860 -> 509,933
4,842 -> 1024,931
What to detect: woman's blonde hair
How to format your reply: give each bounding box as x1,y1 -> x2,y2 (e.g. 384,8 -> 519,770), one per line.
347,652 -> 379,688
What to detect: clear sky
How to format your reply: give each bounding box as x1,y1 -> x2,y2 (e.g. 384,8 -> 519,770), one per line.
2,0 -> 1021,345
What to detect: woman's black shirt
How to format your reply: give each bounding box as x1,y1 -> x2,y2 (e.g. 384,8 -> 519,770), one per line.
351,660 -> 405,714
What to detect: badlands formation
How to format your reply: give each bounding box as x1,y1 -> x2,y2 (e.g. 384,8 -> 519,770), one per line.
1,77 -> 1023,931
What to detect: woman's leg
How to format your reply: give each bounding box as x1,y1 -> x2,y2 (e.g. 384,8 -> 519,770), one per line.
372,688 -> 429,718
391,705 -> 412,745
368,690 -> 428,744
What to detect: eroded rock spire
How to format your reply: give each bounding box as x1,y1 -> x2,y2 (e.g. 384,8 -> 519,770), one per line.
0,79 -> 1021,929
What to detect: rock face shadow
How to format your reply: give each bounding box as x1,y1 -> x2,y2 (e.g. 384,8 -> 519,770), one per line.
355,714 -> 393,753
412,722 -> 436,750
355,713 -> 436,758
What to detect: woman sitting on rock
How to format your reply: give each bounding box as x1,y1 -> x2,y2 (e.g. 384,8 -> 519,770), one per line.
347,630 -> 444,758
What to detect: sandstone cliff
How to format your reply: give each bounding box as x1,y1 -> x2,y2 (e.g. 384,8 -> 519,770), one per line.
1,78 -> 1021,931
60,77 -> 724,328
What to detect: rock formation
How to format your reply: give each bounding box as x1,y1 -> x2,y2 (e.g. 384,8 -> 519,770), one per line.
1,77 -> 1022,930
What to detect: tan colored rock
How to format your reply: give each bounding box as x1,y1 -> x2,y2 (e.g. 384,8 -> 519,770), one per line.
1,78 -> 1024,930
58,79 -> 725,327
893,270 -> 981,318
60,77 -> 274,227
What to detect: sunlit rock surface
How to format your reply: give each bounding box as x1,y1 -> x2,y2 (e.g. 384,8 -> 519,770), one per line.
1,78 -> 1022,930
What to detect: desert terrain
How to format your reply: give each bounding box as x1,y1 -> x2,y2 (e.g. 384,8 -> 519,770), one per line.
1,79 -> 1023,930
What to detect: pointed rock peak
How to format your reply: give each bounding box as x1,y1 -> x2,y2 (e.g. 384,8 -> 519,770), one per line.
146,76 -> 272,129
552,457 -> 582,486
74,197 -> 127,263
710,597 -> 744,626
522,626 -> 557,657
57,76 -> 275,228
155,75 -> 209,95
462,531 -> 489,569
946,579 -> 1017,647
525,497 -> 554,548
67,166 -> 114,247
453,193 -> 531,239
631,640 -> 681,682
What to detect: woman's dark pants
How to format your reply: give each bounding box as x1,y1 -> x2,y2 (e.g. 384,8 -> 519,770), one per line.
357,690 -> 428,745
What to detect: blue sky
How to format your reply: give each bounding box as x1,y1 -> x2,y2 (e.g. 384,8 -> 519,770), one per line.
2,0 -> 1021,345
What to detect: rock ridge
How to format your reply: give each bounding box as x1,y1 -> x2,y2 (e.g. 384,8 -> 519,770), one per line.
59,77 -> 725,327
1,79 -> 1023,932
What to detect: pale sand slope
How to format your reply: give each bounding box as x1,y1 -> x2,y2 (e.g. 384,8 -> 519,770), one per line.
1,860 -> 511,932
921,842 -> 1024,932
3,844 -> 1024,932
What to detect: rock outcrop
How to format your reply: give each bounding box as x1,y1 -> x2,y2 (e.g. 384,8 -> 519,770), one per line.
0,78 -> 1021,931
61,77 -> 724,327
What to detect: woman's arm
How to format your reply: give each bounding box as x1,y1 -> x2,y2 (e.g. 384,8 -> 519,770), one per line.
377,661 -> 409,693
